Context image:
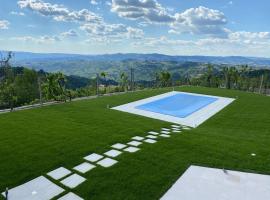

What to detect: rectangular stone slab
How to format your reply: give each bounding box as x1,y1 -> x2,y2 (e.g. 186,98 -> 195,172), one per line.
84,153 -> 104,162
161,165 -> 270,200
111,143 -> 127,150
144,139 -> 157,144
73,162 -> 96,174
104,149 -> 122,158
60,174 -> 86,189
161,131 -> 170,134
160,134 -> 170,138
148,131 -> 159,135
127,141 -> 142,147
123,146 -> 140,153
162,128 -> 170,131
1,176 -> 64,200
97,158 -> 118,167
47,167 -> 71,180
146,135 -> 157,139
132,136 -> 144,141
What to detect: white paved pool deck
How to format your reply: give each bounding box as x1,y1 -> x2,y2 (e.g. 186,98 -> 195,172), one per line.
161,165 -> 270,200
112,91 -> 235,127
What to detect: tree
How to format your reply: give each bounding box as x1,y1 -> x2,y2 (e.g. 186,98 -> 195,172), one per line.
66,89 -> 76,102
0,80 -> 17,111
0,51 -> 17,110
120,72 -> 128,91
14,68 -> 39,105
205,64 -> 213,87
100,71 -> 107,93
222,67 -> 237,89
159,71 -> 171,87
42,72 -> 67,101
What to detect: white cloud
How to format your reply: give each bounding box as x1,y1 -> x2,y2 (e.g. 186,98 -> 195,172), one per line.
61,29 -> 78,37
228,1 -> 233,5
90,0 -> 98,5
18,0 -> 102,23
11,35 -> 61,43
0,20 -> 10,30
10,11 -> 25,16
132,31 -> 270,56
80,21 -> 144,42
229,31 -> 270,40
111,0 -> 174,24
171,6 -> 228,36
111,2 -> 229,37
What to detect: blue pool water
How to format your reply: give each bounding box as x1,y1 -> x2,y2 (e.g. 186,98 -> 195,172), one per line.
136,93 -> 218,118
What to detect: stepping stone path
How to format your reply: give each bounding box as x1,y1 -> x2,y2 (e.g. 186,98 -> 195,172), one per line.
124,146 -> 140,153
47,167 -> 72,180
128,141 -> 142,147
3,124 -> 192,199
73,162 -> 96,174
104,149 -> 122,158
60,174 -> 86,189
144,139 -> 157,144
111,143 -> 127,150
58,192 -> 83,200
132,136 -> 145,141
97,158 -> 118,167
84,153 -> 104,162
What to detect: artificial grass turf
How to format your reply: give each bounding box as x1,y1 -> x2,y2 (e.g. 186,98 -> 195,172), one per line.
0,86 -> 270,199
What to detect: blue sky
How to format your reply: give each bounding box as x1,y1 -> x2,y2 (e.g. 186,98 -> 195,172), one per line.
0,0 -> 270,57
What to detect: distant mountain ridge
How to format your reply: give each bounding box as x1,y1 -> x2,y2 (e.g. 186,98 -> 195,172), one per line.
3,50 -> 270,66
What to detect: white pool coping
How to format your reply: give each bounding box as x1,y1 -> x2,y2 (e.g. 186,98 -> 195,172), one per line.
112,91 -> 235,127
161,165 -> 270,200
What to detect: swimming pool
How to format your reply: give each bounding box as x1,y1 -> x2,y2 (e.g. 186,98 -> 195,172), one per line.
112,91 -> 234,127
135,93 -> 218,118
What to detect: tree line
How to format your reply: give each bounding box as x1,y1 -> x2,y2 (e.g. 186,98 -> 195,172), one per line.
189,64 -> 270,94
152,64 -> 270,94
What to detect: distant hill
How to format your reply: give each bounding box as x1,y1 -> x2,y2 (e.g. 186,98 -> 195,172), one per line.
2,50 -> 270,80
4,51 -> 270,65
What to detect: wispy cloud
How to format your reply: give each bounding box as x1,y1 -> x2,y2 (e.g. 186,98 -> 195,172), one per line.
0,20 -> 10,29
61,29 -> 78,37
10,11 -> 25,16
11,35 -> 61,43
90,0 -> 98,5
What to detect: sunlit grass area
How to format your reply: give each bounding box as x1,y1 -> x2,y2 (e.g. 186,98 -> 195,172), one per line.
0,86 -> 270,199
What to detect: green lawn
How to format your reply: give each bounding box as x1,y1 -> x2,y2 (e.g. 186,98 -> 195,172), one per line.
0,86 -> 270,200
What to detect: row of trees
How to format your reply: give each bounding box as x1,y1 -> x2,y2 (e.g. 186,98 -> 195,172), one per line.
190,64 -> 270,94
